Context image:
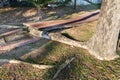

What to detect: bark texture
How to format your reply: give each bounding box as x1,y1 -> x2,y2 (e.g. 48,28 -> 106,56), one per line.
87,0 -> 120,60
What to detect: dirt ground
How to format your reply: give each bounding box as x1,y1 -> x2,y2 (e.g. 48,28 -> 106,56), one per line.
0,7 -> 97,24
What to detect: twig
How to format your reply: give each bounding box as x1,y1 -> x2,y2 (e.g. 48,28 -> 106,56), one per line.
52,57 -> 75,80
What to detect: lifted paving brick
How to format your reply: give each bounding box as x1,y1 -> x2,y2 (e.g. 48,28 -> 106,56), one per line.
24,10 -> 100,30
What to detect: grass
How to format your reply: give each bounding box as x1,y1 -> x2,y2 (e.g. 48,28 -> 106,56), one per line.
23,41 -> 120,80
25,41 -> 73,65
0,63 -> 44,80
61,21 -> 98,42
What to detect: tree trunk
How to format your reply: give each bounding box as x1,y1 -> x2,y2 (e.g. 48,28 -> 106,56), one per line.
74,0 -> 77,10
0,0 -> 4,7
87,0 -> 120,60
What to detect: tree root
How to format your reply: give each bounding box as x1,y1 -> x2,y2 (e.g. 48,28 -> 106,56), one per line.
0,59 -> 53,69
52,57 -> 75,80
47,32 -> 88,49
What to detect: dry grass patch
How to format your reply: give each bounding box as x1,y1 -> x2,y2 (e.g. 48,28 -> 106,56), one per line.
0,63 -> 45,80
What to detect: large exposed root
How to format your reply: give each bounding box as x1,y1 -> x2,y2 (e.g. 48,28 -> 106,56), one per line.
0,59 -> 53,69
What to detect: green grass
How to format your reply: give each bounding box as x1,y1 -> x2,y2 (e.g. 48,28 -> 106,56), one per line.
23,41 -> 120,80
61,21 -> 98,42
25,41 -> 74,65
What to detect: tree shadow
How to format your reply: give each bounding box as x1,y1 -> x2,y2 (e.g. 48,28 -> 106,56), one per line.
41,5 -> 100,21
0,37 -> 49,59
0,7 -> 39,24
0,5 -> 101,24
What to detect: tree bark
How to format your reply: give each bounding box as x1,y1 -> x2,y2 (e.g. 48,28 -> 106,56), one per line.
74,0 -> 77,10
87,0 -> 120,60
0,0 -> 4,7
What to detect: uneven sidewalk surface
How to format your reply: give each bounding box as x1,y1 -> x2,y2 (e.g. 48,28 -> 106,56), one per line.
24,10 -> 100,29
1,8 -> 120,80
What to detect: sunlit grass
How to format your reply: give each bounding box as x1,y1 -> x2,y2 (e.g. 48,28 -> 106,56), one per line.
61,21 -> 98,42
23,41 -> 120,80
